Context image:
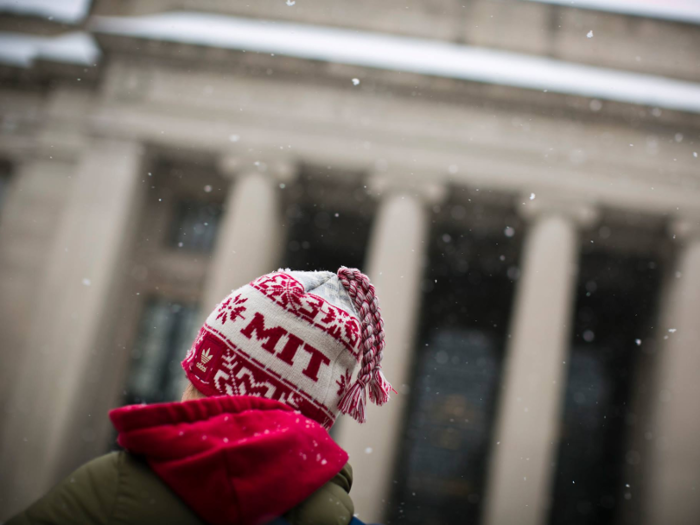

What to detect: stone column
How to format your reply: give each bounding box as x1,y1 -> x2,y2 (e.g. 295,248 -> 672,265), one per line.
200,156 -> 293,313
0,140 -> 144,518
644,219 -> 700,525
334,179 -> 444,522
483,198 -> 597,525
0,158 -> 74,419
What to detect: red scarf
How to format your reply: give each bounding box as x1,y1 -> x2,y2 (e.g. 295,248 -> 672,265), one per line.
110,395 -> 348,525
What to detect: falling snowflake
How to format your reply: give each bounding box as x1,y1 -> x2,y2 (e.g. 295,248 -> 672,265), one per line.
530,193 -> 536,200
586,30 -> 593,38
352,78 -> 360,86
216,294 -> 248,324
589,99 -> 603,112
336,369 -> 352,396
286,0 -> 295,5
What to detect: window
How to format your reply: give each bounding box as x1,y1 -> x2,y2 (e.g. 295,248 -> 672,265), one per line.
549,251 -> 661,525
396,328 -> 501,524
125,297 -> 200,405
169,199 -> 222,252
118,159 -> 225,408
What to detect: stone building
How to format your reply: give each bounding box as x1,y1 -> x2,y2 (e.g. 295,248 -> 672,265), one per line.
0,1 -> 699,524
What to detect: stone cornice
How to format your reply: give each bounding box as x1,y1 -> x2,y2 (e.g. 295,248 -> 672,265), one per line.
218,152 -> 298,183
367,170 -> 447,206
80,100 -> 700,220
669,217 -> 700,243
90,28 -> 700,132
518,194 -> 600,228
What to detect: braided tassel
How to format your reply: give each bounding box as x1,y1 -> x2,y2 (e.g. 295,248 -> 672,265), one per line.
368,368 -> 394,406
337,266 -> 393,423
337,379 -> 367,423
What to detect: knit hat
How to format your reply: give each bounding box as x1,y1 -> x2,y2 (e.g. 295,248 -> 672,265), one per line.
182,267 -> 393,429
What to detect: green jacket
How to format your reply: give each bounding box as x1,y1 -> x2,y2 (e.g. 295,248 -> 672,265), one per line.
7,451 -> 354,525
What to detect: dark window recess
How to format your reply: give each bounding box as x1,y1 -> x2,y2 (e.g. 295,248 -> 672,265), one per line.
390,223 -> 521,525
283,204 -> 370,272
170,200 -> 222,252
549,252 -> 661,525
0,163 -> 11,214
124,297 -> 200,405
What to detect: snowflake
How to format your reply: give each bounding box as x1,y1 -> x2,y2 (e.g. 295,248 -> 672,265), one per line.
216,294 -> 248,324
266,279 -> 303,310
318,304 -> 338,325
336,369 -> 352,397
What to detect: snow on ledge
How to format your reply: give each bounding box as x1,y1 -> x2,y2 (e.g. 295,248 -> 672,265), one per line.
0,0 -> 91,24
0,32 -> 100,68
91,12 -> 700,114
524,0 -> 700,26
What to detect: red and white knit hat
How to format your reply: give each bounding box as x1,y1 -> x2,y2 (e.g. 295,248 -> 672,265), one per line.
182,267 -> 393,429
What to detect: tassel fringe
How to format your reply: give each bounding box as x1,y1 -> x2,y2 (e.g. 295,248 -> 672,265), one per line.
337,379 -> 367,423
368,368 -> 394,406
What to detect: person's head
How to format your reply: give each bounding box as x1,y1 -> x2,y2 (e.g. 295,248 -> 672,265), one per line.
181,380 -> 206,402
180,267 -> 392,428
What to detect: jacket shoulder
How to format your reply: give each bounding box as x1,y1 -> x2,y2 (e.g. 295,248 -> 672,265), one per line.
111,452 -> 204,525
6,452 -> 121,525
6,451 -> 204,525
284,463 -> 355,525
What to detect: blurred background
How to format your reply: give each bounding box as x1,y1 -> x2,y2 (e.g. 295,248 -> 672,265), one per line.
0,0 -> 699,524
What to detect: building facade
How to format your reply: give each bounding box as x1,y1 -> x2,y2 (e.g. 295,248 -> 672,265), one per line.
0,1 -> 699,524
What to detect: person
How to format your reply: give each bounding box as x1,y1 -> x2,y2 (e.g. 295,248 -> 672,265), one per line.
7,267 -> 393,525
